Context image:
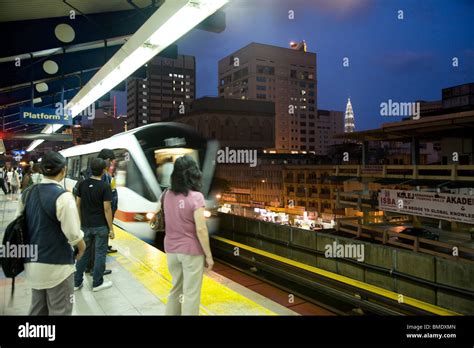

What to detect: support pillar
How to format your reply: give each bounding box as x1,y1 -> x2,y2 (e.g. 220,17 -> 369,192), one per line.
411,136 -> 420,165
362,141 -> 369,165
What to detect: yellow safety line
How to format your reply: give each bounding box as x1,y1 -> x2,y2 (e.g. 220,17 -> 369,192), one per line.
212,236 -> 461,316
111,227 -> 276,315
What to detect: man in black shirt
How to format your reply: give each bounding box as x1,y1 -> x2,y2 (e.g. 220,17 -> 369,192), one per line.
74,158 -> 115,292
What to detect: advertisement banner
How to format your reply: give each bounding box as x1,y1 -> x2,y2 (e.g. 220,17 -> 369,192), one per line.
20,107 -> 72,125
379,189 -> 474,225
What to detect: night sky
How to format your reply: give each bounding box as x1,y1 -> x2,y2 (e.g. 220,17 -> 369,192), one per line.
171,0 -> 474,131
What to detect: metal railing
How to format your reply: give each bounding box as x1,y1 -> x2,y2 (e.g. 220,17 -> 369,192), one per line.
334,164 -> 474,181
336,218 -> 474,262
286,165 -> 474,182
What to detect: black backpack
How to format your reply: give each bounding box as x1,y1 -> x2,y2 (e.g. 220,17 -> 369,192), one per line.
1,186 -> 36,301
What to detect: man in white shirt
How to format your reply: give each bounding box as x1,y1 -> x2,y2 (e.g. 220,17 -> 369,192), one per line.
6,168 -> 13,194
16,151 -> 85,315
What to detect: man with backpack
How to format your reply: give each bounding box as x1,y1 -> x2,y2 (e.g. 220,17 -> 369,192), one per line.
15,151 -> 85,315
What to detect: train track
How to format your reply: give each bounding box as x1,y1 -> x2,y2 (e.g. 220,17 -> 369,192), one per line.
153,230 -> 459,315
210,236 -> 426,316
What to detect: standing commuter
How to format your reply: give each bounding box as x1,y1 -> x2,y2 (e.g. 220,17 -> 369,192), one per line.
31,163 -> 44,184
83,149 -> 117,275
16,151 -> 86,315
21,166 -> 33,190
153,155 -> 214,315
0,166 -> 7,195
10,167 -> 21,199
74,158 -> 115,292
97,149 -> 118,254
6,168 -> 13,194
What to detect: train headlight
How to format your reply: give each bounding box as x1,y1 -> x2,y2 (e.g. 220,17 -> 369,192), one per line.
203,210 -> 212,218
146,212 -> 155,220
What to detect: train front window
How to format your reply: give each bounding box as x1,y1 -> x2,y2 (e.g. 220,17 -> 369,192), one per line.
154,148 -> 200,189
113,149 -> 156,202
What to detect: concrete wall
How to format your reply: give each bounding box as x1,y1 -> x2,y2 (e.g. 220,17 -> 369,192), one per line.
217,213 -> 474,314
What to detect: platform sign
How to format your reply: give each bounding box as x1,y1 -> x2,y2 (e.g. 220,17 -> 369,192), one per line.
20,107 -> 72,125
379,189 -> 474,225
11,150 -> 26,156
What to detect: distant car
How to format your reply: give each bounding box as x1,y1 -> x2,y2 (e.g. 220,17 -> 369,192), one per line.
397,227 -> 439,243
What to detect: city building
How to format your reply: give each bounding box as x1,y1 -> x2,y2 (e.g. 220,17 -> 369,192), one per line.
171,96 -> 275,149
215,153 -> 331,210
314,109 -> 344,155
73,97 -> 126,144
218,42 -> 317,152
126,54 -> 196,129
418,82 -> 474,117
221,83 -> 474,235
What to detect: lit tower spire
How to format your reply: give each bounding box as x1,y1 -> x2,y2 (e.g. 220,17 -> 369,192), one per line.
344,98 -> 355,133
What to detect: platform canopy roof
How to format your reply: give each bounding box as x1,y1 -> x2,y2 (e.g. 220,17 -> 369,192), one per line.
0,0 -> 226,150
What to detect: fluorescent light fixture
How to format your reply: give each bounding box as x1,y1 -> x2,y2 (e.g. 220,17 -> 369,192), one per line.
27,0 -> 228,152
148,0 -> 228,47
26,139 -> 44,152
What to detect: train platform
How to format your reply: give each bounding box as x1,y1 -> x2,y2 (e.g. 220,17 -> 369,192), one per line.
0,193 -> 296,316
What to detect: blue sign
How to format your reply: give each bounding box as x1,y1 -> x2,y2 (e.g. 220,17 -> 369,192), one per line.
20,107 -> 72,125
11,150 -> 26,156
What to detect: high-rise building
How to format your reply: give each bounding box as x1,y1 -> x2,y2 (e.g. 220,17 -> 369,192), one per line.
344,98 -> 355,133
218,42 -> 317,152
171,96 -> 275,149
314,109 -> 344,155
126,54 -> 196,129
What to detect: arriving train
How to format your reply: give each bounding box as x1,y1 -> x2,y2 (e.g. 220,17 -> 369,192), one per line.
59,123 -> 220,244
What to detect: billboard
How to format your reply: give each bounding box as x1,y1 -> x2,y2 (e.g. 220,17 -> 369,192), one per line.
20,107 -> 72,125
379,189 -> 474,225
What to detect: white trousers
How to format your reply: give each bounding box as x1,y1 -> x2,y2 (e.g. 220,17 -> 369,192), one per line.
165,253 -> 205,315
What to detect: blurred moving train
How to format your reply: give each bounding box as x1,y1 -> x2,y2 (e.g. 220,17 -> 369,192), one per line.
60,123 -> 219,244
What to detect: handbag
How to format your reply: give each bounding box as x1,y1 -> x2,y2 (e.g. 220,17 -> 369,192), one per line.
151,189 -> 167,233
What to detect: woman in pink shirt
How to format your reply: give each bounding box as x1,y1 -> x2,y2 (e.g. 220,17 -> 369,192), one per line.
156,155 -> 214,315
